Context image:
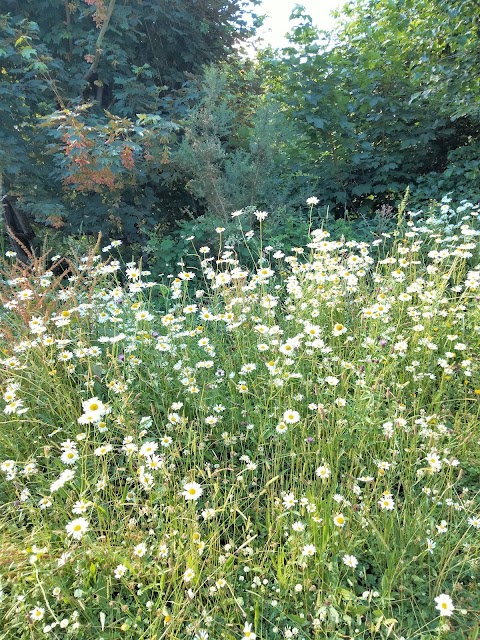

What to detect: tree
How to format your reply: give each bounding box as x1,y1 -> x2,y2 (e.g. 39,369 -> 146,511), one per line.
265,0 -> 480,213
0,0 -> 259,244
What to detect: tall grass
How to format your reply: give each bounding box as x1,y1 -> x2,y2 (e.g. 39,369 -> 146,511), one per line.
0,200 -> 479,639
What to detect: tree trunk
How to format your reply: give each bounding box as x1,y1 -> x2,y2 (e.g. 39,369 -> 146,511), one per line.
1,183 -> 38,264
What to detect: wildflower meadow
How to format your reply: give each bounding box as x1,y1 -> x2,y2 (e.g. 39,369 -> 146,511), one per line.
0,199 -> 479,640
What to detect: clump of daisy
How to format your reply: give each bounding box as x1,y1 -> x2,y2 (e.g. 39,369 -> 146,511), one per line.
78,396 -> 107,424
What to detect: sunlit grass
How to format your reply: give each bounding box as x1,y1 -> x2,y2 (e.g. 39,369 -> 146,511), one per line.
0,199 -> 479,639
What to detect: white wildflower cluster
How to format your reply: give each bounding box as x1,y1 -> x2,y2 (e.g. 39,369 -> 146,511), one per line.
0,200 -> 478,638
2,381 -> 28,415
77,396 -> 108,425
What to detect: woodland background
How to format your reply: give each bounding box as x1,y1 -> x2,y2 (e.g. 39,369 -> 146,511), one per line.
1,0 -> 479,268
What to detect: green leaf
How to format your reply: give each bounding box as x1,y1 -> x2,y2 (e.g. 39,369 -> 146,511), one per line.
286,614 -> 307,627
20,46 -> 36,59
310,117 -> 326,129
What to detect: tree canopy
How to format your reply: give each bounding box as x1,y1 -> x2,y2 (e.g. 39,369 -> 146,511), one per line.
265,0 -> 480,213
1,0 -> 479,264
0,0 -> 258,242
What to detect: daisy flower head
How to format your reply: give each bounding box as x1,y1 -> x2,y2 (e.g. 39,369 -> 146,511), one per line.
242,622 -> 256,640
72,499 -> 93,514
29,607 -> 45,622
302,544 -> 316,557
436,520 -> 448,534
50,468 -> 75,492
182,481 -> 203,501
114,564 -> 128,578
342,554 -> 358,568
1,459 -> 16,475
276,421 -> 288,434
434,593 -> 454,617
161,435 -> 173,447
283,409 -> 300,424
332,323 -> 347,337
60,449 -> 79,465
378,492 -> 395,510
4,399 -> 27,415
282,492 -> 297,509
81,396 -> 106,419
254,210 -> 268,221
126,266 -> 141,280
183,567 -> 195,583
135,310 -> 154,321
333,513 -> 347,528
133,542 -> 147,558
65,517 -> 89,541
139,441 -> 158,457
316,464 -> 331,480
17,289 -> 34,301
94,444 -> 113,457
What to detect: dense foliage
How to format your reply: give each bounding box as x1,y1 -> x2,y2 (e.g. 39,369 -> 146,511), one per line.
0,0 -> 259,243
266,0 -> 480,214
2,0 -> 480,269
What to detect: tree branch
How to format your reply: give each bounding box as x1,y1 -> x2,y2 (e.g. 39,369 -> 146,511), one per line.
84,0 -> 117,82
64,0 -> 73,59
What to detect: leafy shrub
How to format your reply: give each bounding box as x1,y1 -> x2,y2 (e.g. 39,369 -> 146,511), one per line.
173,66 -> 311,219
411,141 -> 480,207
